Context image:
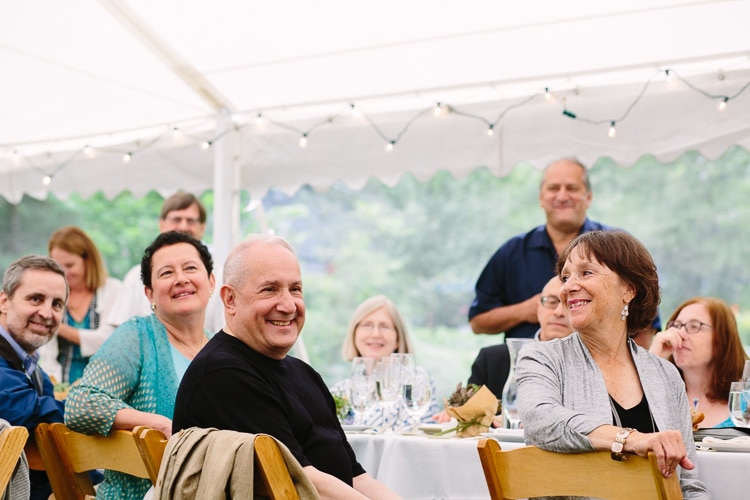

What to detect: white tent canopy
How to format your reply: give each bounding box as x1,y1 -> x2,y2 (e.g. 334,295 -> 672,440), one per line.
2,0 -> 750,261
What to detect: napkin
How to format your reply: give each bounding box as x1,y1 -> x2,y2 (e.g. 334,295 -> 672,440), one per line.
443,385 -> 498,438
701,436 -> 750,444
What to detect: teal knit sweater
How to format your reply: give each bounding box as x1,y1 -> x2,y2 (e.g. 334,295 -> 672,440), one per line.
65,314 -> 180,500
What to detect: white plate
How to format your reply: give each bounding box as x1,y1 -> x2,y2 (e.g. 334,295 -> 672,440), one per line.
342,425 -> 373,433
698,441 -> 750,452
480,428 -> 525,442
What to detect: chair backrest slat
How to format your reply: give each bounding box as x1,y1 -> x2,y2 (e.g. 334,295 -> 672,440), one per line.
253,434 -> 301,500
0,425 -> 29,493
477,438 -> 683,500
36,422 -> 151,500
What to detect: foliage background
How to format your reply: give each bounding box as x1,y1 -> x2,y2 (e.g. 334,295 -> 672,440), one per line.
2,148 -> 749,398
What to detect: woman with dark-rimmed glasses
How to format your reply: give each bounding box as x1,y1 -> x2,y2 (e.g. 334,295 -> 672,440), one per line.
650,297 -> 749,428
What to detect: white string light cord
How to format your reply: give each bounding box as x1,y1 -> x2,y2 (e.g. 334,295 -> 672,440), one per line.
3,67 -> 749,186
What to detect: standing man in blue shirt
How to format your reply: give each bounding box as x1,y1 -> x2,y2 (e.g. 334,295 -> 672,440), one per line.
0,255 -> 68,499
469,158 -> 611,339
469,157 -> 658,345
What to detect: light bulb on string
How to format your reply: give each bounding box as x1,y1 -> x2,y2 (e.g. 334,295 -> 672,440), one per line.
123,152 -> 132,163
299,134 -> 308,148
664,69 -> 673,83
717,97 -> 728,111
608,121 -> 617,138
544,87 -> 552,100
487,124 -> 494,137
433,102 -> 444,117
385,140 -> 395,152
200,141 -> 212,150
172,127 -> 183,140
350,103 -> 362,119
42,175 -> 52,186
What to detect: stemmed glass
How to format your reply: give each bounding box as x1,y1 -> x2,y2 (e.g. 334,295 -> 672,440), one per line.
374,356 -> 402,432
402,366 -> 433,431
349,357 -> 376,426
728,381 -> 750,427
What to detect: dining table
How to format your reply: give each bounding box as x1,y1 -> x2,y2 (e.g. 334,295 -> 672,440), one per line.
346,430 -> 750,500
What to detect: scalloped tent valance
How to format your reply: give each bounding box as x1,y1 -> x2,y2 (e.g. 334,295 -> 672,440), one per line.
2,0 -> 750,263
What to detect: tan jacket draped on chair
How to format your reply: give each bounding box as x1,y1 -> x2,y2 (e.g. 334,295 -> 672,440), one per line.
154,427 -> 319,500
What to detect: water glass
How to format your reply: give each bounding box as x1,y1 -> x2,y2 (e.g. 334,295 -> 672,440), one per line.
349,357 -> 376,425
728,381 -> 750,427
742,360 -> 750,382
502,338 -> 532,429
402,367 -> 432,430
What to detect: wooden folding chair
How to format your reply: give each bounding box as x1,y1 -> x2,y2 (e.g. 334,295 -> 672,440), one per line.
133,429 -> 300,499
477,438 -> 683,500
35,422 -> 151,500
0,425 -> 29,493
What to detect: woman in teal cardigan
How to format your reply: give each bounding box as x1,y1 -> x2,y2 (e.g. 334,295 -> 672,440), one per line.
65,231 -> 215,499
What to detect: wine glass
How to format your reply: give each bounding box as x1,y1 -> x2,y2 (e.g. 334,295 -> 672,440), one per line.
349,357 -> 376,425
374,356 -> 402,432
728,381 -> 750,427
402,367 -> 433,431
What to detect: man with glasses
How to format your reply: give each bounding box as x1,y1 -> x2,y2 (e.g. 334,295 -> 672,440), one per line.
108,192 -> 223,332
468,276 -> 572,399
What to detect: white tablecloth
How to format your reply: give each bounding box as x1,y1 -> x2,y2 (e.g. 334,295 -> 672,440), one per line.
347,433 -> 749,500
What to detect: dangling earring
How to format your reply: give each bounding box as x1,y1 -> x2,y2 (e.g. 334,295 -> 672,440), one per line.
620,303 -> 629,321
151,302 -> 157,312
209,289 -> 214,298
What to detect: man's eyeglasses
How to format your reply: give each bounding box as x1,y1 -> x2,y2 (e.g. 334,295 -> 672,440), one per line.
666,320 -> 712,334
164,216 -> 202,226
540,295 -> 562,309
357,322 -> 395,333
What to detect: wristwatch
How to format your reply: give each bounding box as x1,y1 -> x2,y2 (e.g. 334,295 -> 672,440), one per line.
610,427 -> 635,461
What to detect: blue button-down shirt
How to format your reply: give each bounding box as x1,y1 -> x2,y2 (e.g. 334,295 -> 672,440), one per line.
470,219 -> 613,339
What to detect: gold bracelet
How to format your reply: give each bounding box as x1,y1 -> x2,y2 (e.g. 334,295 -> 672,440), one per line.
610,427 -> 635,461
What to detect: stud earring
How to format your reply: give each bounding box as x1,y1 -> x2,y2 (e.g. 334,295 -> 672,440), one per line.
151,303 -> 157,312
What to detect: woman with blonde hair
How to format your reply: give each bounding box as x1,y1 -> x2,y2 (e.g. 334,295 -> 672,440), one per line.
341,295 -> 413,362
42,226 -> 121,383
333,295 -> 438,429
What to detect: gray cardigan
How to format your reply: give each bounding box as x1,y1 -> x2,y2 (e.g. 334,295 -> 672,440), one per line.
516,332 -> 710,499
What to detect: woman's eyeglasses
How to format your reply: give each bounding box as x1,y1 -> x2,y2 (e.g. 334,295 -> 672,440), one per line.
666,320 -> 712,334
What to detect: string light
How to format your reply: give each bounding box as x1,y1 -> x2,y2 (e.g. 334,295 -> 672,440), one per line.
6,66 -> 749,187
42,175 -> 52,186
